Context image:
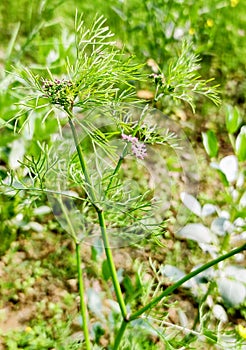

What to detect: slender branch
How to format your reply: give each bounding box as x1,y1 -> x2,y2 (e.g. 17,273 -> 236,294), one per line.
97,209 -> 128,319
57,191 -> 78,242
66,108 -> 98,206
113,319 -> 128,350
2,185 -> 86,201
104,154 -> 124,197
66,108 -> 127,320
129,243 -> 246,321
76,243 -> 91,350
142,316 -> 207,338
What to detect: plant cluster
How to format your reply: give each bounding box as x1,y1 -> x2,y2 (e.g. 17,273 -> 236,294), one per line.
0,2 -> 245,350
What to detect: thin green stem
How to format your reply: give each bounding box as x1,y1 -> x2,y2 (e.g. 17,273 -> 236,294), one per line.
57,193 -> 77,242
129,243 -> 246,321
66,108 -> 127,320
66,108 -> 98,205
97,209 -> 128,319
76,243 -> 91,350
104,154 -> 124,197
113,319 -> 128,350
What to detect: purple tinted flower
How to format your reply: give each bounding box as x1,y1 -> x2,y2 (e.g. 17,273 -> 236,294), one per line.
131,141 -> 147,159
121,133 -> 147,159
121,133 -> 138,143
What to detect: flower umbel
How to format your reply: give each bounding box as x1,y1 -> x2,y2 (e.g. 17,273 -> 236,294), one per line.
42,79 -> 75,108
121,133 -> 147,159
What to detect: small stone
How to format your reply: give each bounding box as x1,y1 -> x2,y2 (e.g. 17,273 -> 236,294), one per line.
67,279 -> 78,292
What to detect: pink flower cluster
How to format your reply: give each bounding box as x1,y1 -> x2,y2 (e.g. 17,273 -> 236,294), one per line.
121,133 -> 147,159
